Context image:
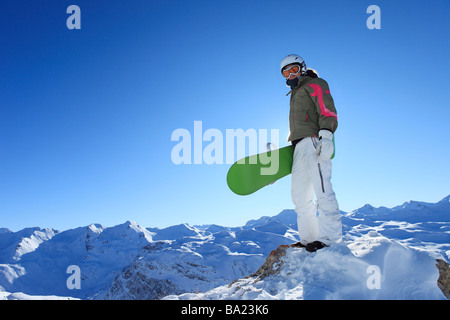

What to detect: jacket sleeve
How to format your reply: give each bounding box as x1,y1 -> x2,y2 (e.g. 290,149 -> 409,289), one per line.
306,78 -> 338,133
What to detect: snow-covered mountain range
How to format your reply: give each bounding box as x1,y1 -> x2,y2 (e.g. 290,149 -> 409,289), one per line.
1,196 -> 449,300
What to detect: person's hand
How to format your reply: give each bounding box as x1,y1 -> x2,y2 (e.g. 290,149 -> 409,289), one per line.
316,130 -> 334,160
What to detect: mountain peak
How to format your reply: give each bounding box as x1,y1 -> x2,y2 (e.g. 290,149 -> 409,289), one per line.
438,195 -> 450,203
150,223 -> 202,241
0,228 -> 12,234
87,224 -> 104,234
99,220 -> 154,243
347,203 -> 392,219
394,200 -> 428,211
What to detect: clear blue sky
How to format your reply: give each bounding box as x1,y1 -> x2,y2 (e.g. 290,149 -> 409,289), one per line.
1,0 -> 449,231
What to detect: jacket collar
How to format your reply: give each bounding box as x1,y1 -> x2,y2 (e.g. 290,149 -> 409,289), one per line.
286,75 -> 312,96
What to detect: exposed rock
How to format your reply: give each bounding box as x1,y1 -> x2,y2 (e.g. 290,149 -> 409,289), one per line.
250,244 -> 291,280
436,259 -> 450,299
105,263 -> 180,300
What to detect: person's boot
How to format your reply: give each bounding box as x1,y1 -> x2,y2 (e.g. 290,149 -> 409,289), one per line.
291,241 -> 306,248
305,241 -> 327,252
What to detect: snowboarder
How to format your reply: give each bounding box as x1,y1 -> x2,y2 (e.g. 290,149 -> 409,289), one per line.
280,54 -> 342,252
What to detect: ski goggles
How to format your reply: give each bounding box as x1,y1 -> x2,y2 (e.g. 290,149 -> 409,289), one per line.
282,64 -> 301,79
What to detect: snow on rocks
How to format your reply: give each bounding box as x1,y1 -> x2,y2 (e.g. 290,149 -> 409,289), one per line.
165,235 -> 447,300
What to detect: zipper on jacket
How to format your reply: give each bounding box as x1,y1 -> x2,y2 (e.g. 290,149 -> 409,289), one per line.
317,163 -> 325,193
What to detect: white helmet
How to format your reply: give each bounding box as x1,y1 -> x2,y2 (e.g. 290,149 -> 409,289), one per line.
280,54 -> 306,75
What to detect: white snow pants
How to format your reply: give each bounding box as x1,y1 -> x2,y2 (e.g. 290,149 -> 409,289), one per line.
291,137 -> 342,246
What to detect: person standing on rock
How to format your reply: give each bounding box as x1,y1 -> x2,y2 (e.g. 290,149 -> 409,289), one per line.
280,54 -> 342,252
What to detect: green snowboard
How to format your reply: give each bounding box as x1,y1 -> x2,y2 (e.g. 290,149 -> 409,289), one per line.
227,146 -> 294,195
226,137 -> 335,195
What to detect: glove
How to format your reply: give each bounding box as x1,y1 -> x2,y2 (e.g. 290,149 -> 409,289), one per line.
316,129 -> 334,160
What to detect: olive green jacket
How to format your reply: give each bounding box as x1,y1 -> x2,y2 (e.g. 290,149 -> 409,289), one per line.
288,76 -> 338,142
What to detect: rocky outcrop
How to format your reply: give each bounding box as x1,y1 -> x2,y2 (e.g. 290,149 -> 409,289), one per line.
436,259 -> 450,299
233,244 -> 450,299
249,244 -> 291,280
105,264 -> 179,300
